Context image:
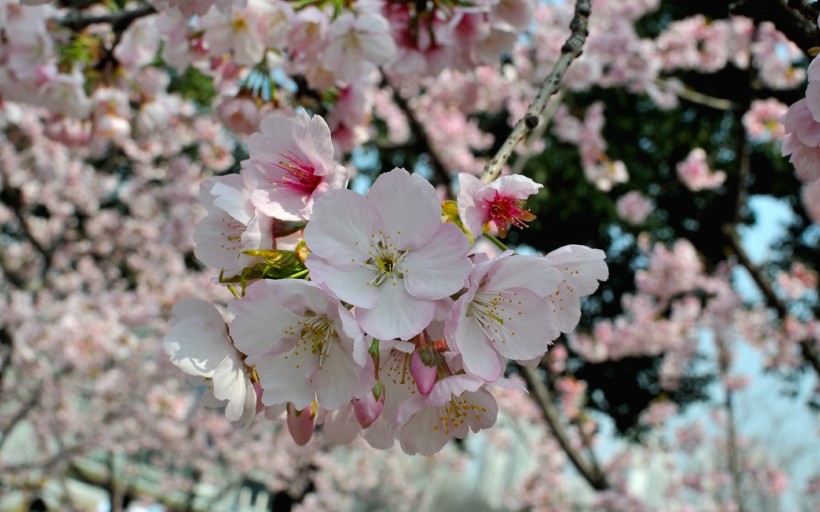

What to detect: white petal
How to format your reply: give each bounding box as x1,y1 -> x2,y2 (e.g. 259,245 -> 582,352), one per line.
356,283 -> 434,340
228,280 -> 304,361
163,299 -> 231,378
403,223 -> 471,300
256,353 -> 316,410
306,255 -> 380,308
304,188 -> 378,263
454,313 -> 505,381
486,255 -> 562,297
367,168 -> 441,250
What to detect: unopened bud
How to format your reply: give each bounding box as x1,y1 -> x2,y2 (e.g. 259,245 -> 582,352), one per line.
352,381 -> 385,429
286,402 -> 316,446
411,349 -> 437,396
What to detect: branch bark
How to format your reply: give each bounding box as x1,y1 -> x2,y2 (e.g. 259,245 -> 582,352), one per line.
518,364 -> 610,491
481,0 -> 591,184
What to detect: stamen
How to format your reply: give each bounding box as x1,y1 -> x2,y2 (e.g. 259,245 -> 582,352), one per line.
271,151 -> 322,194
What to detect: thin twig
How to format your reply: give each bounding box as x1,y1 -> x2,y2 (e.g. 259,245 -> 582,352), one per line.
655,79 -> 741,112
481,0 -> 591,184
518,364 -> 609,491
510,90 -> 564,176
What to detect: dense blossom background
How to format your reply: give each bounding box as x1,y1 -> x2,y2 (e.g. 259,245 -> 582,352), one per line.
0,0 -> 819,510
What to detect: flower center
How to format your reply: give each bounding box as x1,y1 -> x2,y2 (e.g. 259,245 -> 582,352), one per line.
484,192 -> 536,237
273,151 -> 322,195
283,315 -> 335,369
364,233 -> 408,287
431,394 -> 489,435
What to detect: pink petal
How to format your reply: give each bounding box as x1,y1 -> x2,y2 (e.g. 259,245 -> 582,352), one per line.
303,188 -> 378,263
355,282 -> 435,340
403,223 -> 471,300
367,168 -> 441,250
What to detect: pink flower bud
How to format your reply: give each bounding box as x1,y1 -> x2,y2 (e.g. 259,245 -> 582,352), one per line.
410,349 -> 437,396
352,381 -> 384,429
286,402 -> 316,446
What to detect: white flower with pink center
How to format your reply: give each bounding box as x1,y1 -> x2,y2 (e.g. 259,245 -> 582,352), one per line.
243,112 -> 348,221
304,168 -> 472,340
192,174 -> 273,277
396,374 -> 498,455
162,299 -> 258,424
457,173 -> 541,238
445,252 -> 562,381
229,279 -> 370,411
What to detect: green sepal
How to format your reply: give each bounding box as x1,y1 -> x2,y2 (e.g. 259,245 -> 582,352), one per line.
218,250 -> 309,295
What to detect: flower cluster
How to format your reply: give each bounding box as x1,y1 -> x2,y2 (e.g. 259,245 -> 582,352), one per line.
163,112 -> 607,454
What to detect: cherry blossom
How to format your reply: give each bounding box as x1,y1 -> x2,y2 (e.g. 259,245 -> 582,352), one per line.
228,279 -> 370,411
304,168 -> 471,340
243,111 -> 349,221
445,252 -> 562,380
676,148 -> 727,191
396,374 -> 498,455
163,299 -> 257,425
457,173 -> 541,237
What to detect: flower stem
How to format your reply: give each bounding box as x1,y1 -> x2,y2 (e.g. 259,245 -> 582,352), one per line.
484,233 -> 509,252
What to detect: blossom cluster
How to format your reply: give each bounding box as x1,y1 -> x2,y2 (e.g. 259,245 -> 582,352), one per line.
163,112 -> 607,454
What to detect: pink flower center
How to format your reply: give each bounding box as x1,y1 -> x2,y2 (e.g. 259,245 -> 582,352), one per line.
484,192 -> 536,237
274,152 -> 322,195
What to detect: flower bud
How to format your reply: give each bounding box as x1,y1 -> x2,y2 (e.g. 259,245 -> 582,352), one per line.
411,348 -> 437,396
286,402 -> 316,446
352,380 -> 385,429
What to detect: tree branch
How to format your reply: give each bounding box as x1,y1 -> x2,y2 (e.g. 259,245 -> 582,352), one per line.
730,0 -> 820,55
655,79 -> 741,112
518,364 -> 610,491
722,225 -> 820,378
510,90 -> 564,176
481,0 -> 591,184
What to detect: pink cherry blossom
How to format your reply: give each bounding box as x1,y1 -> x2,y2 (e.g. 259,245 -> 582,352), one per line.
542,245 -> 609,333
324,12 -> 396,83
243,111 -> 349,221
445,252 -> 562,381
742,98 -> 788,142
616,190 -> 653,225
676,148 -> 726,191
304,168 -> 472,340
229,279 -> 370,411
396,374 -> 498,455
192,174 -> 273,277
782,99 -> 820,182
457,173 -> 541,238
162,299 -> 258,425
